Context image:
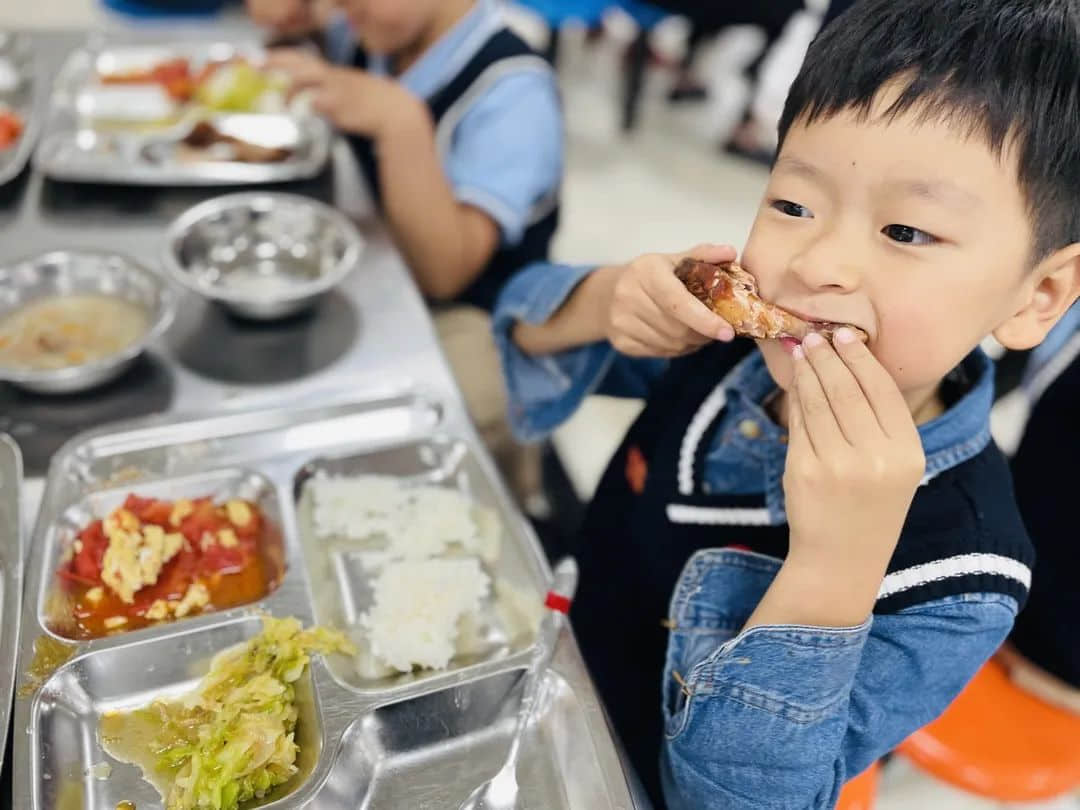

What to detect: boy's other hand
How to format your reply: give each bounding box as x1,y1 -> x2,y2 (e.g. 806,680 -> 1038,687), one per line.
783,330 -> 925,596
600,244 -> 737,358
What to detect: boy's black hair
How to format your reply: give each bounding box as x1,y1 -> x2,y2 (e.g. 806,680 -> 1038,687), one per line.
779,0 -> 1080,260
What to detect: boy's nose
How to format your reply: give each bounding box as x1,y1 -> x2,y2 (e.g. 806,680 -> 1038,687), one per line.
787,233 -> 863,292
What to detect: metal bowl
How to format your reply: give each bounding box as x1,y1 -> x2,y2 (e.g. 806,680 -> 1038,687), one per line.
162,192 -> 364,320
0,250 -> 176,394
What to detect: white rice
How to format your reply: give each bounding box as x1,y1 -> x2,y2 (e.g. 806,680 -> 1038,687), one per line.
304,473 -> 507,674
360,557 -> 490,673
307,474 -> 501,563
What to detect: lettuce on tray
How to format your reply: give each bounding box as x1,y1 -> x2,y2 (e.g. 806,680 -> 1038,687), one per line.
133,616 -> 353,810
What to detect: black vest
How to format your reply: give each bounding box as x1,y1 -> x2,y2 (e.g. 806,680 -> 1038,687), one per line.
570,341 -> 1034,805
348,30 -> 559,311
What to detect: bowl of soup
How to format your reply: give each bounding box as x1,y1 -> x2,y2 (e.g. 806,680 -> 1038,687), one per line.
0,250 -> 175,393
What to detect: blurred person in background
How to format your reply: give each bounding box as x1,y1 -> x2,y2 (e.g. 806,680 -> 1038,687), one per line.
1000,304 -> 1080,713
658,0 -> 860,160
246,0 -> 564,507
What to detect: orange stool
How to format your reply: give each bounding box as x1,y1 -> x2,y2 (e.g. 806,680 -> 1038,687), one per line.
836,762 -> 880,810
898,658 -> 1080,802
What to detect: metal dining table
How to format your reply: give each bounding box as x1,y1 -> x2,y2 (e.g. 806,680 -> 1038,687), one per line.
0,26 -> 639,810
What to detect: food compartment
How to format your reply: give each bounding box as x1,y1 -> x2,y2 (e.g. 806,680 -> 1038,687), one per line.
315,669 -> 609,809
294,437 -> 545,692
39,467 -> 286,639
29,615 -> 326,810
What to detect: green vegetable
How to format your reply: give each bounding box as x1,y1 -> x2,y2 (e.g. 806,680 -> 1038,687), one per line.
195,63 -> 285,112
138,616 -> 354,810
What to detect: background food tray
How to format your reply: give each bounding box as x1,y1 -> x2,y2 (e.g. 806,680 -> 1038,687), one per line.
33,41 -> 332,186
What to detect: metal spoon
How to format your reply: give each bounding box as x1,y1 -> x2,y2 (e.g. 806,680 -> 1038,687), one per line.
458,557 -> 579,810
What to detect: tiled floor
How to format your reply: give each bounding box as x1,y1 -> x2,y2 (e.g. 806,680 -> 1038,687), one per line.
5,3 -> 1078,807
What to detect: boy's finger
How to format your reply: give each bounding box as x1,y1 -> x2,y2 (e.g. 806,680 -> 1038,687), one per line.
785,384 -> 815,458
650,269 -> 735,341
638,294 -> 715,345
832,330 -> 918,439
792,344 -> 847,453
802,333 -> 880,445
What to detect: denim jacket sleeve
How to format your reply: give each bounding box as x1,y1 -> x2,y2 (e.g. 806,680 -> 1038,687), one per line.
661,591 -> 1017,810
492,262 -> 668,441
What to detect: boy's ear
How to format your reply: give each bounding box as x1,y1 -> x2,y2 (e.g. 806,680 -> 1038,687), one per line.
995,243 -> 1080,351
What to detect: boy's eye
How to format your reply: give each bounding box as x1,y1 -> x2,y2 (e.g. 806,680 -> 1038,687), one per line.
883,224 -> 937,245
771,199 -> 813,218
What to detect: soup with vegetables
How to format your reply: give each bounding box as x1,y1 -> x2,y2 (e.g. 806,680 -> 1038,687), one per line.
0,294 -> 150,371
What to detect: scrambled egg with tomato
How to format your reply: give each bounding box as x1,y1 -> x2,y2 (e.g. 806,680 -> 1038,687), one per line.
53,493 -> 280,639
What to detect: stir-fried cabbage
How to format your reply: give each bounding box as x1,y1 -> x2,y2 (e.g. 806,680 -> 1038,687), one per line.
139,616 -> 353,810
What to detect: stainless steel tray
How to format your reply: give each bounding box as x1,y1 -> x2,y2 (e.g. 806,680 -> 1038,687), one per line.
33,41 -> 332,186
0,433 -> 23,774
0,33 -> 41,186
13,393 -> 634,809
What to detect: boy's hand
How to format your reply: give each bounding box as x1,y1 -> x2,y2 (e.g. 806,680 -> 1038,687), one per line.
783,330 -> 925,595
600,244 -> 737,357
267,50 -> 427,139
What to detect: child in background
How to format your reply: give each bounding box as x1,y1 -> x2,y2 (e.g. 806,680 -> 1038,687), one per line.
492,0 -> 1080,806
1000,303 -> 1080,713
246,0 -> 563,500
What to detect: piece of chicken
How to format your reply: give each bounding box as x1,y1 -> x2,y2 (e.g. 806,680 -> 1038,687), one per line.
674,259 -> 867,342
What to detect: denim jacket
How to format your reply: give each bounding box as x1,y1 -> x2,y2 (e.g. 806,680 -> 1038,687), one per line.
494,262 -> 1026,809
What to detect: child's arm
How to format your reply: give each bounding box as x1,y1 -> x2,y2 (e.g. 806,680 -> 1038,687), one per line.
493,246 -> 736,441
663,587 -> 1016,809
373,105 -> 500,300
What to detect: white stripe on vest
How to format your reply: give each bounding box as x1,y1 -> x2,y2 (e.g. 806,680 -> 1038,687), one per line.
666,503 -> 772,526
877,552 -> 1032,600
677,383 -> 727,496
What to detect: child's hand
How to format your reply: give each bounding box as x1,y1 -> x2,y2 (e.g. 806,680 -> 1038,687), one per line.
601,244 -> 737,357
784,330 -> 925,582
267,50 -> 426,139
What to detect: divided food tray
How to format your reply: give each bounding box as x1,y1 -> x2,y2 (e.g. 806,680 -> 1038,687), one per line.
12,392 -> 633,809
34,41 -> 332,186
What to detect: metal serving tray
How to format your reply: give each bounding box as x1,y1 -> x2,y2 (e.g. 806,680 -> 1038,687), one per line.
13,393 -> 634,809
0,434 -> 23,774
0,33 -> 42,186
33,41 -> 332,186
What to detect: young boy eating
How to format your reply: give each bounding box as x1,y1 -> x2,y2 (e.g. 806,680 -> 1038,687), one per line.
493,0 -> 1080,806
246,0 -> 563,499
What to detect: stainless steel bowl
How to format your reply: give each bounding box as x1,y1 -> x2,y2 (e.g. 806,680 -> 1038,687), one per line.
0,250 -> 176,394
162,192 -> 364,320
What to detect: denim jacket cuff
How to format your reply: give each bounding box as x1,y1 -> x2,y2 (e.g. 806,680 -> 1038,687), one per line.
692,620 -> 872,723
492,263 -> 615,441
